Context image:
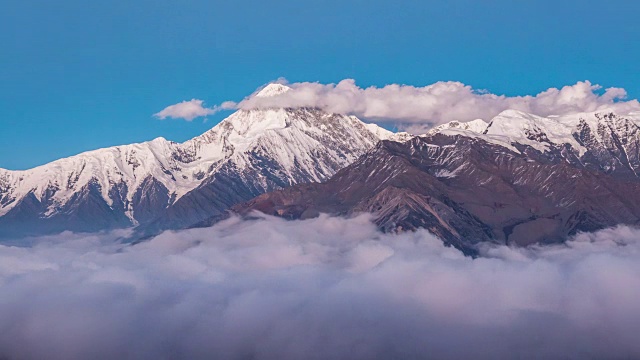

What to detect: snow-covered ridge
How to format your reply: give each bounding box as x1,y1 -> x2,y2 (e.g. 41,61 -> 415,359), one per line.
0,106 -> 404,220
5,98 -> 639,233
365,124 -> 413,142
427,118 -> 489,135
254,83 -> 292,98
426,109 -> 640,180
430,109 -> 640,155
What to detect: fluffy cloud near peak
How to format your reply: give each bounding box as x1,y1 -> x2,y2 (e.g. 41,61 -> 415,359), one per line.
155,80 -> 640,128
218,79 -> 640,132
154,99 -> 220,121
2,214 -> 640,359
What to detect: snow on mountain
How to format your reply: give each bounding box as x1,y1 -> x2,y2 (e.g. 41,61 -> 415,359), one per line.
254,83 -> 291,97
152,106 -> 406,231
5,86 -> 640,239
429,110 -> 640,176
235,131 -> 640,254
0,138 -> 184,219
427,118 -> 489,135
482,110 -> 587,155
0,92 -> 405,234
365,123 -> 413,142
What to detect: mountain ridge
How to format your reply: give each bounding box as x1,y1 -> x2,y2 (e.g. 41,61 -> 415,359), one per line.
4,102 -> 640,246
0,87 -> 409,237
230,110 -> 640,254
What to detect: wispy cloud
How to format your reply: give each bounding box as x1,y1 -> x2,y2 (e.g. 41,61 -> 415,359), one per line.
1,214 -> 640,359
153,99 -> 220,121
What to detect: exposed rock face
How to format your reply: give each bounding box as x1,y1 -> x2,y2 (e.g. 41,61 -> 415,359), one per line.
233,114 -> 640,254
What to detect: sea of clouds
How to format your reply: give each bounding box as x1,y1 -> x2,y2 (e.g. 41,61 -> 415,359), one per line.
1,213 -> 640,359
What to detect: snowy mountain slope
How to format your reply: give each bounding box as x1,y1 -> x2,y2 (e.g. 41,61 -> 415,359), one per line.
0,84 -> 404,237
146,106 -> 408,232
427,118 -> 489,135
430,109 -> 640,178
5,83 -> 640,242
228,108 -> 640,252
0,137 -> 184,219
234,127 -> 640,254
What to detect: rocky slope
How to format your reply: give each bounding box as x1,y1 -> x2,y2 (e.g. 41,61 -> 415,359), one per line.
232,110 -> 640,254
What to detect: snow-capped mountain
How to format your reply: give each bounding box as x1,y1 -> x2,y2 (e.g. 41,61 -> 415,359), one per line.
0,84 -> 410,237
5,88 -> 640,246
430,109 -> 640,178
233,109 -> 640,254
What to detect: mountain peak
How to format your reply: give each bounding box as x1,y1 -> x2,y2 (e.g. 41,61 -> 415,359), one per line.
495,109 -> 535,118
255,83 -> 291,98
428,119 -> 488,135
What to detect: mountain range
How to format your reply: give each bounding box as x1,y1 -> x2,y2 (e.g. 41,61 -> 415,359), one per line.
232,109 -> 640,254
2,83 -> 640,253
0,84 -> 409,238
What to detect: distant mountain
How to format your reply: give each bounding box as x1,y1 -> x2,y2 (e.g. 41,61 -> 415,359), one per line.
0,84 -> 410,238
232,110 -> 640,255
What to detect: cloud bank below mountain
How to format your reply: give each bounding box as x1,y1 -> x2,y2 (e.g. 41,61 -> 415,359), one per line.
2,214 -> 640,359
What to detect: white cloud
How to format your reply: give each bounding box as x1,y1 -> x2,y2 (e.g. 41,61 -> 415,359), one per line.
1,214 -> 640,359
154,99 -> 218,121
156,80 -> 640,129
222,79 -> 640,132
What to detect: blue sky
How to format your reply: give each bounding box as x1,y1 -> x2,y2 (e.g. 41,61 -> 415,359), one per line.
1,0 -> 639,169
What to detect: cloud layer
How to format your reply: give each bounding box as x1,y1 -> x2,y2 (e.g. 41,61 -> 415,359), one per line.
1,214 -> 640,359
156,80 -> 640,129
238,80 -> 640,131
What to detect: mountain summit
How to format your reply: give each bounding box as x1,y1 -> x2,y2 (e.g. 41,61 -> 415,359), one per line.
0,102 -> 407,238
254,83 -> 292,97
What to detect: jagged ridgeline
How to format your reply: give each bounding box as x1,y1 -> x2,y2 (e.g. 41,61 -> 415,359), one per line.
0,84 -> 409,238
233,110 -> 640,255
2,82 -> 640,252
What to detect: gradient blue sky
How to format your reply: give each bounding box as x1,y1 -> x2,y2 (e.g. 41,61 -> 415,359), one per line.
1,0 -> 638,169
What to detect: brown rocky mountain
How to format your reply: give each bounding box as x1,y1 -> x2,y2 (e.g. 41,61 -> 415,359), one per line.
230,115 -> 640,255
